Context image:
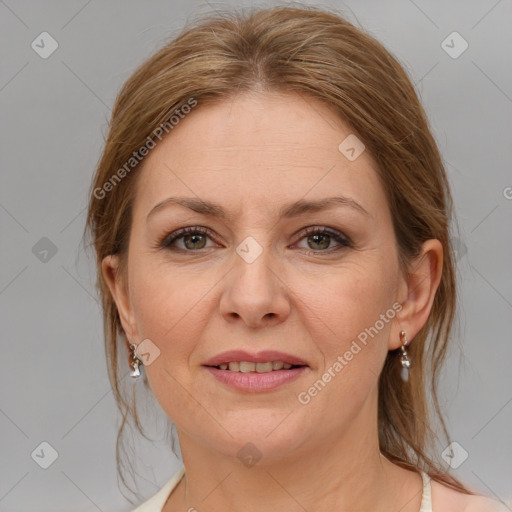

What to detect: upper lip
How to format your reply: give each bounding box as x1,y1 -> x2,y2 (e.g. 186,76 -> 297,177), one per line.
203,350 -> 309,367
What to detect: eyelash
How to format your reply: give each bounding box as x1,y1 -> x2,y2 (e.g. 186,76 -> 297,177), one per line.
158,225 -> 352,255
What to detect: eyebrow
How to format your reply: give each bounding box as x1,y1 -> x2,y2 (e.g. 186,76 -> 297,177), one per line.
146,195 -> 370,222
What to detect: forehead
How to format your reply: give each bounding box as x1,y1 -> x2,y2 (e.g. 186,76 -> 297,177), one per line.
132,91 -> 386,221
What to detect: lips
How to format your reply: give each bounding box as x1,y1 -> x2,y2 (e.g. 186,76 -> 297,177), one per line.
204,364 -> 308,392
202,349 -> 309,368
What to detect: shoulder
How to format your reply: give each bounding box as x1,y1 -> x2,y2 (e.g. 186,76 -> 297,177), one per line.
463,495 -> 510,512
431,479 -> 509,512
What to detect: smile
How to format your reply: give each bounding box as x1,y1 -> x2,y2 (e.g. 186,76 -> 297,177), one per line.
213,361 -> 298,372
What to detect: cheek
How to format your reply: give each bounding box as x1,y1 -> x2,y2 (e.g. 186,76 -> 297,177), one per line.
289,259 -> 396,392
128,259 -> 222,389
129,256 -> 209,339
293,258 -> 396,339
128,264 -> 213,428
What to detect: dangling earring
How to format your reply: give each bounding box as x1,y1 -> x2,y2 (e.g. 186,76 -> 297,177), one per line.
399,330 -> 411,382
129,343 -> 142,379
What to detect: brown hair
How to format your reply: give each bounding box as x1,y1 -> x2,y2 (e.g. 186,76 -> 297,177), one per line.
84,4 -> 469,500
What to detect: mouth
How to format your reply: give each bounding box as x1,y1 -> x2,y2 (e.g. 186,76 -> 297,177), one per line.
205,361 -> 306,372
202,350 -> 310,391
202,353 -> 309,392
202,349 -> 309,369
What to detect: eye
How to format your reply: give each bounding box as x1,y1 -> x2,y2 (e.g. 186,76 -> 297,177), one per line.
294,226 -> 352,254
160,226 -> 218,251
159,225 -> 352,254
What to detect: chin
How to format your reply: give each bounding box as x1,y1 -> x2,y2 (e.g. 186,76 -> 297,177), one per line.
204,414 -> 313,464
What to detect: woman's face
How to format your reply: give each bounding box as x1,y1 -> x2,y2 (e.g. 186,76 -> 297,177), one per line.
104,91 -> 420,463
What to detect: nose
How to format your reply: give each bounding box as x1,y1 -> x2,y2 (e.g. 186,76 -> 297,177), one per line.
219,245 -> 291,328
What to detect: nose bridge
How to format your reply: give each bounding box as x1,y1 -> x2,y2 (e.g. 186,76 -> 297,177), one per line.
232,235 -> 276,296
219,233 -> 290,326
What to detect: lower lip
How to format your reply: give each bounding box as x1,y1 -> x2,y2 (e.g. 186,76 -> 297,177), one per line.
204,366 -> 308,392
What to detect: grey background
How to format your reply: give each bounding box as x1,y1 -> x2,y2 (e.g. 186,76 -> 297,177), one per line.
1,0 -> 511,510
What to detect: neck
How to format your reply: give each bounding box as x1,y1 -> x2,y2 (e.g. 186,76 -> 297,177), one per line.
165,392 -> 422,512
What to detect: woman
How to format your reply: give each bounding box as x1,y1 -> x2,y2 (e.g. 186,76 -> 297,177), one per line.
85,5 -> 507,512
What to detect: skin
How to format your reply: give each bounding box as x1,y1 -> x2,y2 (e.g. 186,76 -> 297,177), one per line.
102,91 -> 501,511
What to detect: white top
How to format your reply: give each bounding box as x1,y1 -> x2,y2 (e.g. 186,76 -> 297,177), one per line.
420,471 -> 433,512
132,467 -> 185,512
132,467 -> 432,512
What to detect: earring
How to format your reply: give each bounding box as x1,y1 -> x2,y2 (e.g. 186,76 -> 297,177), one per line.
399,330 -> 411,382
129,343 -> 142,379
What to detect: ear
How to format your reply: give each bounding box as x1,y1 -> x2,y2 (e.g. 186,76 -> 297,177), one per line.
388,239 -> 443,350
101,254 -> 139,345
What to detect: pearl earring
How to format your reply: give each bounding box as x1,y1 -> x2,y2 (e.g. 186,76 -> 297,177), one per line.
129,343 -> 142,379
399,330 -> 411,382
